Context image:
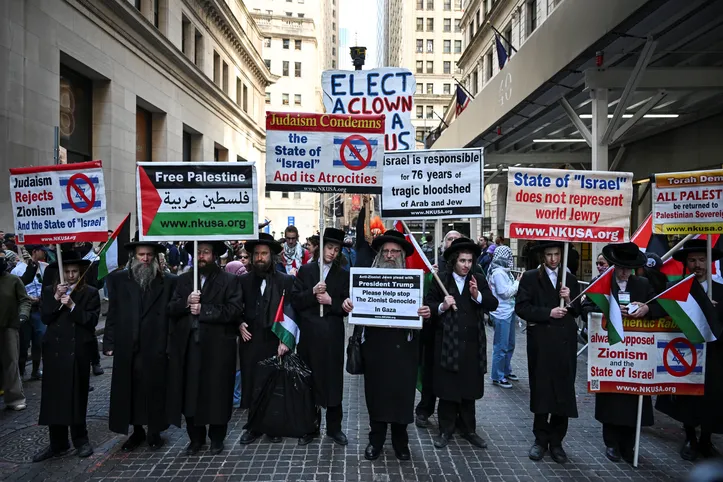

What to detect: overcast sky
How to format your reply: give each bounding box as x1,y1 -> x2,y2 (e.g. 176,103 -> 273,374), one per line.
339,0 -> 379,69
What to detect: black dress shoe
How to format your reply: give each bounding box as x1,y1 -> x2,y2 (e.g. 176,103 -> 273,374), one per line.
605,446 -> 621,462
415,414 -> 430,428
92,364 -> 104,376
32,445 -> 66,463
239,430 -> 262,445
550,446 -> 568,464
364,444 -> 381,461
681,439 -> 699,461
699,441 -> 720,459
185,442 -> 201,455
529,443 -> 546,461
209,441 -> 224,455
433,433 -> 451,449
121,434 -> 144,452
621,449 -> 634,464
327,431 -> 348,446
298,433 -> 316,445
31,370 -> 42,380
269,436 -> 282,443
460,433 -> 487,449
147,433 -> 164,450
76,443 -> 94,458
394,446 -> 411,461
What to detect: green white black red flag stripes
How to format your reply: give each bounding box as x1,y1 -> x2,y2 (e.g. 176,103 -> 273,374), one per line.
272,292 -> 300,351
653,274 -> 720,343
582,267 -> 625,345
98,213 -> 131,280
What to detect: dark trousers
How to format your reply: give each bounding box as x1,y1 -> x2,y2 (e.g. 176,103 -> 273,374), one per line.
315,405 -> 343,434
438,399 -> 476,435
49,424 -> 88,452
19,310 -> 44,371
602,423 -> 635,456
90,338 -> 100,366
415,330 -> 436,418
369,420 -> 408,450
533,413 -> 568,448
185,416 -> 227,444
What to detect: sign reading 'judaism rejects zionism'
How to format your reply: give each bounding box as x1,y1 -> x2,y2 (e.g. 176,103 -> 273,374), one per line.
348,268 -> 423,329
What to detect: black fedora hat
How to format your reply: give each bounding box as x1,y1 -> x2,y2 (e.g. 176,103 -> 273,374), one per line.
184,241 -> 228,257
602,242 -> 647,269
444,237 -> 482,261
672,238 -> 723,263
530,241 -> 565,253
371,230 -> 414,257
58,250 -> 92,268
125,241 -> 166,254
245,233 -> 283,255
322,228 -> 345,246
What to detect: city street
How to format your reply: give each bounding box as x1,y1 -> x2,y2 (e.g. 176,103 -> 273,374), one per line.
0,323 -> 703,482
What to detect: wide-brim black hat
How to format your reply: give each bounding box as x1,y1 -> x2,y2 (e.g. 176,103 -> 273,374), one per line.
444,237 -> 482,261
530,241 -> 565,253
371,230 -> 414,257
245,233 -> 282,255
672,239 -> 723,262
322,227 -> 345,246
602,242 -> 648,269
125,241 -> 166,254
184,241 -> 228,257
58,250 -> 91,267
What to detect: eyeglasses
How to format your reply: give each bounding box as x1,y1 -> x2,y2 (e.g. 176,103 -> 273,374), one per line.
382,249 -> 403,256
239,255 -> 249,260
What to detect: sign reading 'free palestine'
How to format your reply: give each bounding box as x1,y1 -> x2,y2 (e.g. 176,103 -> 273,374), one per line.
136,162 -> 258,241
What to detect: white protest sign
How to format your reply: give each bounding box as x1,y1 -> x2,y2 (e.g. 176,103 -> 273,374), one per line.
381,148 -> 483,219
322,68 -> 416,151
348,267 -> 423,329
9,161 -> 108,244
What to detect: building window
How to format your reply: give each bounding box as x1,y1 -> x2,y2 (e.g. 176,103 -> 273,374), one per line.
264,37 -> 271,48
504,24 -> 513,55
282,192 -> 289,199
236,77 -> 242,105
416,18 -> 423,31
416,129 -> 424,142
454,39 -> 462,53
295,39 -> 302,50
443,40 -> 451,53
282,93 -> 289,105
472,69 -> 479,95
444,18 -> 451,32
265,92 -> 271,104
416,60 -> 423,73
294,94 -> 301,105
332,47 -> 336,55
443,83 -> 451,94
332,59 -> 336,68
426,40 -> 433,53
264,59 -> 271,69
183,130 -> 192,162
194,29 -> 203,67
443,0 -> 451,10
213,51 -> 221,86
243,84 -> 248,112
59,65 -> 92,164
427,0 -> 433,10
469,20 -> 474,44
455,18 -> 461,32
285,12 -> 292,17
427,106 -> 434,119
181,15 -> 191,57
443,105 -> 448,115
443,61 -> 451,74
283,38 -> 290,49
526,0 -> 538,35
426,83 -> 433,94
294,192 -> 301,199
426,61 -> 433,73
416,39 -> 423,53
265,191 -> 271,198
134,0 -> 141,11
282,61 -> 289,76
222,61 -> 229,94
416,106 -> 423,118
427,18 -> 434,31
152,0 -> 159,28
486,50 -> 493,80
416,0 -> 423,9
294,62 -> 301,77
214,143 -> 228,162
136,106 -> 152,162
454,0 -> 462,9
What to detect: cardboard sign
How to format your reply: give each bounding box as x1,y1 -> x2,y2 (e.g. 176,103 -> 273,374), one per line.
348,267 -> 423,329
136,162 -> 258,241
653,169 -> 723,234
505,167 -> 634,243
587,313 -> 705,396
381,148 -> 483,219
321,68 -> 416,151
9,161 -> 108,244
265,112 -> 385,193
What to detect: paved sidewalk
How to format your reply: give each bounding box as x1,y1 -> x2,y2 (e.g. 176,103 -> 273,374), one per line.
0,324 -> 708,481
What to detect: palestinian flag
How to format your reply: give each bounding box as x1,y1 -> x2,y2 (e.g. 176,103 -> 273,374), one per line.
393,221 -> 434,295
272,291 -> 300,351
654,274 -> 720,343
582,267 -> 625,344
631,214 -> 670,256
98,213 -> 131,279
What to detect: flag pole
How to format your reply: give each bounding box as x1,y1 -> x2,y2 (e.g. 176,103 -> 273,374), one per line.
633,394 -> 643,467
661,234 -> 694,261
56,244 -> 65,284
559,242 -> 569,309
707,236 -> 713,300
319,193 -> 325,318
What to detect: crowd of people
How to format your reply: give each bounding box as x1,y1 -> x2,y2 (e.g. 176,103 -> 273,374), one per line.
0,222 -> 721,468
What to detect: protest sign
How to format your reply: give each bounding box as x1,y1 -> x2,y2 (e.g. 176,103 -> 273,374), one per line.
653,169 -> 723,234
587,313 -> 705,396
381,148 -> 483,219
348,267 -> 423,329
321,68 -> 415,151
265,112 -> 385,194
136,162 -> 258,241
9,161 -> 108,244
505,167 -> 634,243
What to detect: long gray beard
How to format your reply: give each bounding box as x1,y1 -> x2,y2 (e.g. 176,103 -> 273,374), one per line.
372,252 -> 406,269
131,259 -> 158,291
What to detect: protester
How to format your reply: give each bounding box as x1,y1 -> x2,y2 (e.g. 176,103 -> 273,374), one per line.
515,241 -> 580,464
236,247 -> 251,271
34,251 -> 100,461
238,233 -> 295,445
278,226 -> 311,275
292,228 -> 350,446
426,237 -> 498,449
103,241 -> 177,451
341,236 -> 356,270
487,245 -> 521,389
354,205 -> 384,268
4,250 -> 19,273
343,230 -> 431,461
0,250 -> 31,411
656,239 -> 723,461
435,230 -> 462,274
636,253 -> 668,295
167,241 -> 242,456
567,245 -> 580,276
224,260 -> 246,409
12,244 -> 47,380
307,235 -> 320,263
478,244 -> 495,274
583,242 -> 658,464
521,241 -> 539,271
224,260 -> 247,277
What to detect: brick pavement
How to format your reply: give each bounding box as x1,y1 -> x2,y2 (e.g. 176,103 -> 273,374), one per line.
0,324 -> 710,481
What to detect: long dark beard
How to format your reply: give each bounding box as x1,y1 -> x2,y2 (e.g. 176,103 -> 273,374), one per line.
130,258 -> 159,290
252,259 -> 273,276
199,261 -> 219,276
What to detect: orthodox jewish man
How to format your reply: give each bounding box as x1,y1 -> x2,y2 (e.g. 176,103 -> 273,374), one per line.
515,241 -> 580,464
656,239 -> 723,461
238,233 -> 295,445
342,230 -> 432,461
425,237 -> 498,449
582,242 -> 660,464
292,228 -> 350,446
33,251 -> 100,462
167,241 -> 242,456
103,240 -> 177,451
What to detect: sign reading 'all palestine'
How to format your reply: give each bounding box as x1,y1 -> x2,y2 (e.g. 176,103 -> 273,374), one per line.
381,148 -> 483,219
136,162 -> 258,241
348,267 -> 423,329
653,169 -> 723,234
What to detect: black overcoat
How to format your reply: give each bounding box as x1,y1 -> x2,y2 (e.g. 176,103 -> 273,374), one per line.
39,285 -> 100,426
425,271 -> 498,402
515,267 -> 580,417
238,270 -> 295,409
291,262 -> 349,408
103,270 -> 177,435
167,268 -> 242,427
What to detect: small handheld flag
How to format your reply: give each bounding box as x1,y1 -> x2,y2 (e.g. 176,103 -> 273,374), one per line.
272,290 -> 300,351
582,267 -> 625,344
98,213 -> 131,279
